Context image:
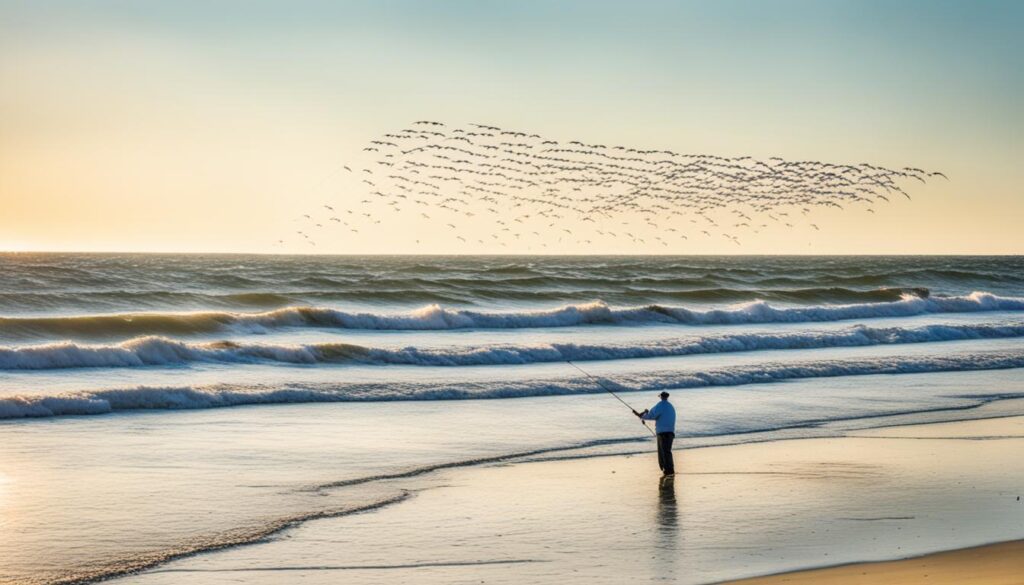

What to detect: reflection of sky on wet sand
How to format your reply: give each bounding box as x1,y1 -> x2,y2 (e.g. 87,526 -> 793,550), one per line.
109,416 -> 1024,585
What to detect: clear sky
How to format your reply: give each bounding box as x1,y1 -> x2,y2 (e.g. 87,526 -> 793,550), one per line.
1,0 -> 1021,254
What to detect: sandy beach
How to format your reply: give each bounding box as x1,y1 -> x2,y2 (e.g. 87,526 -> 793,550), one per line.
107,415 -> 1024,585
724,539 -> 1024,585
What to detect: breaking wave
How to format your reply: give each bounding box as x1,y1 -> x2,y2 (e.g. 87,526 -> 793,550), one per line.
1,292 -> 1022,339
3,350 -> 1022,418
0,286 -> 936,312
3,322 -> 1023,370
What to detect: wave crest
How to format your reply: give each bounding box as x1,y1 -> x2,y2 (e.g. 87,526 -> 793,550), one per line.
1,292 -> 1021,340
2,351 -> 1023,418
2,322 -> 1024,370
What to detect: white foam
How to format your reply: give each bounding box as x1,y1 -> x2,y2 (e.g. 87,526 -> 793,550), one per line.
2,350 -> 1022,418
3,292 -> 1022,338
232,292 -> 1024,329
1,322 -> 1022,370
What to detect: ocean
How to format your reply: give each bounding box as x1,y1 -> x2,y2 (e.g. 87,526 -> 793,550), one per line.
1,254 -> 1023,584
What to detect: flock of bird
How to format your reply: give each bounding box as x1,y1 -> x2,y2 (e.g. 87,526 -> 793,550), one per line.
281,121 -> 945,250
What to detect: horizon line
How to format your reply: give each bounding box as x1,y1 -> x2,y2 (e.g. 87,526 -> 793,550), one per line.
1,250 -> 1022,258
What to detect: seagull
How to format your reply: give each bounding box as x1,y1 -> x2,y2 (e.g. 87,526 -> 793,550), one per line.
277,122 -> 942,251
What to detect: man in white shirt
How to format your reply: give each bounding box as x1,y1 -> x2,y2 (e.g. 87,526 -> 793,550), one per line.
634,391 -> 676,475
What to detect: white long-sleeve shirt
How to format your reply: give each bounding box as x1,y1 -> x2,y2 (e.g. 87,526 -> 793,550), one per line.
641,400 -> 676,434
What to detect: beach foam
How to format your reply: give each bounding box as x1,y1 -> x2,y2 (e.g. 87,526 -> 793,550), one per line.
2,350 -> 1022,418
1,292 -> 1022,339
2,322 -> 1023,370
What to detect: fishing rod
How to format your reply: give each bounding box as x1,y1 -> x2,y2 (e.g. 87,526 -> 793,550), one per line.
566,360 -> 656,436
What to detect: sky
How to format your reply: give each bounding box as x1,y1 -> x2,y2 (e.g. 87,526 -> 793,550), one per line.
0,0 -> 1021,254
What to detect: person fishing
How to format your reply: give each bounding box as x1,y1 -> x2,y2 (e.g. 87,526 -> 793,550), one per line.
564,361 -> 675,475
634,392 -> 676,475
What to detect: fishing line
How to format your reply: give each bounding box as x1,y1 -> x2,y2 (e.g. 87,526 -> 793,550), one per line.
566,360 -> 656,436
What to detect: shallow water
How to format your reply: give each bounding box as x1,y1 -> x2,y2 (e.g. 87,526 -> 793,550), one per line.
110,415 -> 1024,585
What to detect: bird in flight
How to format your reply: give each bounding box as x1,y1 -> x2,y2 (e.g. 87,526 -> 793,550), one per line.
283,120 -> 942,252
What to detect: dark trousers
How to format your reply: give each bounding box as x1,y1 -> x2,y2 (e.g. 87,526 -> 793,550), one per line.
657,432 -> 675,474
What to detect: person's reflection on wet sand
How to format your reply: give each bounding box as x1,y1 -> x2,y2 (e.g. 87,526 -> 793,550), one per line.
658,474 -> 678,535
653,473 -> 680,581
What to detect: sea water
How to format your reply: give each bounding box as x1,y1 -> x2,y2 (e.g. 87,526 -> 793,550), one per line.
0,254 -> 1022,584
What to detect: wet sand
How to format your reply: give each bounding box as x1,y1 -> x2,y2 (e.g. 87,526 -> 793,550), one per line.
115,416 -> 1024,585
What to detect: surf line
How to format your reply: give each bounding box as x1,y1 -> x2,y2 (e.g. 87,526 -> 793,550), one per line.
566,360 -> 656,436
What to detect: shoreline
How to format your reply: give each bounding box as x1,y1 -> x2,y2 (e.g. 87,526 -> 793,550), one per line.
720,539 -> 1024,585
111,415 -> 1024,585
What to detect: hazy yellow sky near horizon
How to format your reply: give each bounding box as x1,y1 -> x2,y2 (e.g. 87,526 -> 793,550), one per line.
1,1 -> 1021,254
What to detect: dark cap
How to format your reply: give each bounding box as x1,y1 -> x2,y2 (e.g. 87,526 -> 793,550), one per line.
659,391 -> 670,399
